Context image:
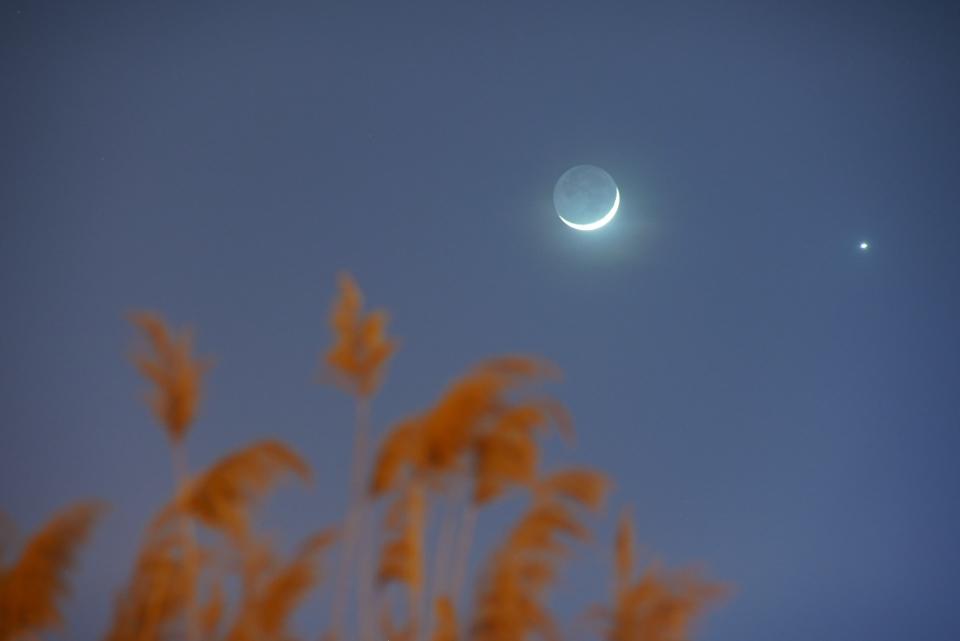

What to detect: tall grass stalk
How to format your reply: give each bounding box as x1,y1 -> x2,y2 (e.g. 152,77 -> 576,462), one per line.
329,398 -> 371,641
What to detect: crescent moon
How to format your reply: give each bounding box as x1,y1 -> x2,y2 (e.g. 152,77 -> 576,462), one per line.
558,188 -> 620,231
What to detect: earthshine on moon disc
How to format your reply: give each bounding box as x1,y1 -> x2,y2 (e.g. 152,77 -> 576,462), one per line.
554,165 -> 619,231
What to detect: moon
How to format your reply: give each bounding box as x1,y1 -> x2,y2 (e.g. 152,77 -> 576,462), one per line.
554,165 -> 620,231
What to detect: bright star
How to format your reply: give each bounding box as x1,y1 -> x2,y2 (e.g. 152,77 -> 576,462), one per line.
859,242 -> 869,250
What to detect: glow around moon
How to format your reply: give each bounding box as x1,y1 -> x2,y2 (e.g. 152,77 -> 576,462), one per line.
553,165 -> 620,231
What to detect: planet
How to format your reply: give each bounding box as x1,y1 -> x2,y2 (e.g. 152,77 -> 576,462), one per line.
553,165 -> 620,231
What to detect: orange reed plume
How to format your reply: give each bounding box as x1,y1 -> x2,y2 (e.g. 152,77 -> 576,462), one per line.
0,502 -> 105,641
223,529 -> 336,641
368,354 -> 571,637
430,596 -> 458,641
324,272 -> 397,399
103,504 -> 200,641
322,273 -> 399,641
2,271 -> 726,641
591,509 -> 728,641
369,356 -> 562,497
130,312 -> 211,444
175,440 -> 312,542
105,441 -> 320,641
129,311 -> 215,641
469,467 -> 609,641
376,481 -> 426,636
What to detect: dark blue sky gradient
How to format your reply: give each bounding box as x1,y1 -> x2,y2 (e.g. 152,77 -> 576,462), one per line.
2,2 -> 959,639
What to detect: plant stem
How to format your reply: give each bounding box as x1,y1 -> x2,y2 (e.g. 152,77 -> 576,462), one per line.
171,440 -> 200,641
357,509 -> 376,641
423,484 -> 457,641
409,480 -> 426,641
450,502 -> 477,612
330,397 -> 371,641
356,400 -> 377,641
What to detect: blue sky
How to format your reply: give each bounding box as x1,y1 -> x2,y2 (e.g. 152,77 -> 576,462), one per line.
2,1 -> 959,639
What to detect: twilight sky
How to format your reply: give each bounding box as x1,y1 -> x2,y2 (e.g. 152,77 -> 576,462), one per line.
2,1 -> 960,639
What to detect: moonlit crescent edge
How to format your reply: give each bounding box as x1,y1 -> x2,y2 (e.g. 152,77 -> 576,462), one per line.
558,188 -> 620,231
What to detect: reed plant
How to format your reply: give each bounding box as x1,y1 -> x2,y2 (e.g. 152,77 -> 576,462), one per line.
0,273 -> 725,641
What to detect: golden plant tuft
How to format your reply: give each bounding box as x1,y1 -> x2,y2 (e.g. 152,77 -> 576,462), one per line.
594,510 -> 728,641
615,507 -> 635,595
3,271 -> 726,641
377,483 -> 425,593
471,558 -> 560,641
470,493 -> 594,641
369,356 -> 566,500
176,440 -> 311,541
472,427 -> 539,505
130,311 -> 211,443
368,419 -> 422,496
198,580 -> 224,640
324,272 -> 398,398
430,596 -> 458,641
103,503 -> 203,641
0,502 -> 105,641
225,530 -> 334,641
538,468 -> 611,512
